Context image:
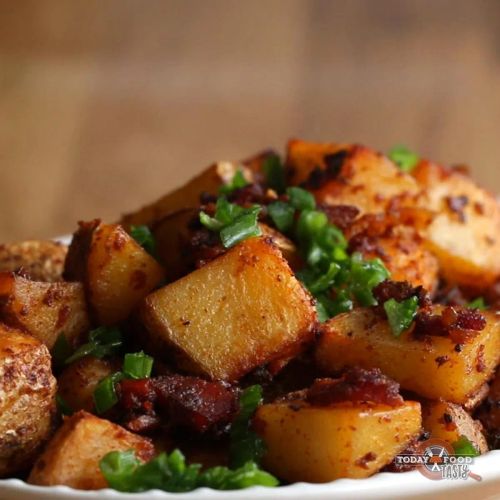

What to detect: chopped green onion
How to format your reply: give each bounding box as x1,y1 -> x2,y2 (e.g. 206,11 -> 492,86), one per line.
388,145 -> 419,172
452,436 -> 480,457
219,169 -> 248,195
348,253 -> 390,307
56,394 -> 73,416
262,154 -> 286,194
229,385 -> 266,468
219,207 -> 262,248
130,225 -> 156,255
51,333 -> 73,366
467,297 -> 487,310
65,326 -> 123,365
199,211 -> 224,231
267,201 -> 295,233
286,187 -> 316,211
123,351 -> 153,379
384,296 -> 419,337
93,372 -> 124,414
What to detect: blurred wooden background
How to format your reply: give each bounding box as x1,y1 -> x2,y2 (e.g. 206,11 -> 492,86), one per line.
1,0 -> 499,241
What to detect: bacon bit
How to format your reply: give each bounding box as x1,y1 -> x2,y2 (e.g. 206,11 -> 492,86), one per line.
153,375 -> 238,433
446,195 -> 468,222
319,204 -> 360,229
373,280 -> 431,308
228,183 -> 266,205
306,367 -> 403,407
413,306 -> 486,343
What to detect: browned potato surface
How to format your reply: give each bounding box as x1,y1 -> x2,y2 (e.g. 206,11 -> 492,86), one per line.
413,161 -> 500,288
64,220 -> 165,325
255,400 -> 421,482
0,272 -> 89,349
316,307 -> 500,404
0,324 -> 56,476
58,357 -> 119,413
422,400 -> 487,453
28,411 -> 155,489
141,237 -> 316,381
0,240 -> 67,282
286,140 -> 421,215
121,150 -> 274,228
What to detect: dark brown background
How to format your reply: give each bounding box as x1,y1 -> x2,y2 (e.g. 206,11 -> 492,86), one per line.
1,0 -> 499,241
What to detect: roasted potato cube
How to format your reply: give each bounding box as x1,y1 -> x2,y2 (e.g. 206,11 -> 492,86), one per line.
259,223 -> 301,270
58,357 -> 119,413
255,400 -> 421,482
64,220 -> 165,325
422,400 -> 487,454
141,237 -> 316,381
413,161 -> 500,288
0,240 -> 67,282
0,324 -> 56,476
28,411 -> 154,489
121,150 -> 275,228
286,141 -> 421,215
316,307 -> 500,404
0,272 -> 89,349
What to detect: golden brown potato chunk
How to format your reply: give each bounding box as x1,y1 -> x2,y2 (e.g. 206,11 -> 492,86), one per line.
58,357 -> 119,413
422,400 -> 487,454
121,150 -> 274,228
413,161 -> 500,288
141,237 -> 316,381
0,272 -> 90,349
0,324 -> 56,476
316,307 -> 500,404
255,400 -> 421,482
64,220 -> 165,325
0,240 -> 67,282
28,411 -> 155,489
286,140 -> 421,215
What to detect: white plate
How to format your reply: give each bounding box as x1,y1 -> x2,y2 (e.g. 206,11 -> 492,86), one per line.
1,236 -> 499,499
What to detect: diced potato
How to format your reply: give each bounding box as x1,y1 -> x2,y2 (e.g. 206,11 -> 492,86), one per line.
421,400 -> 487,454
255,400 -> 421,482
0,240 -> 67,282
0,272 -> 90,349
28,411 -> 154,489
141,237 -> 316,381
413,161 -> 500,288
0,324 -> 56,476
316,307 -> 500,404
121,150 -> 275,228
64,220 -> 165,325
286,140 -> 421,215
58,357 -> 119,413
259,223 -> 301,270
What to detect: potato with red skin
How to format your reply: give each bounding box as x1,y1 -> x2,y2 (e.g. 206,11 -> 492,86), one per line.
0,272 -> 90,349
0,324 -> 56,477
141,237 -> 316,381
413,160 -> 500,289
28,411 -> 154,489
64,220 -> 165,325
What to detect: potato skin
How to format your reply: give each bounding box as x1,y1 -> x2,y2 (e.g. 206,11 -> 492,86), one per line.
0,272 -> 90,349
58,357 -> 119,413
0,240 -> 67,282
422,400 -> 487,454
28,411 -> 155,489
413,161 -> 500,288
316,307 -> 500,404
286,141 -> 421,215
141,237 -> 316,381
0,324 -> 56,476
255,400 -> 421,482
65,220 -> 165,325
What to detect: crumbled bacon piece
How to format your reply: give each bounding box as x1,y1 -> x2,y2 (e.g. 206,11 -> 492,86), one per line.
373,279 -> 431,308
153,375 -> 238,433
319,204 -> 360,230
306,367 -> 403,407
